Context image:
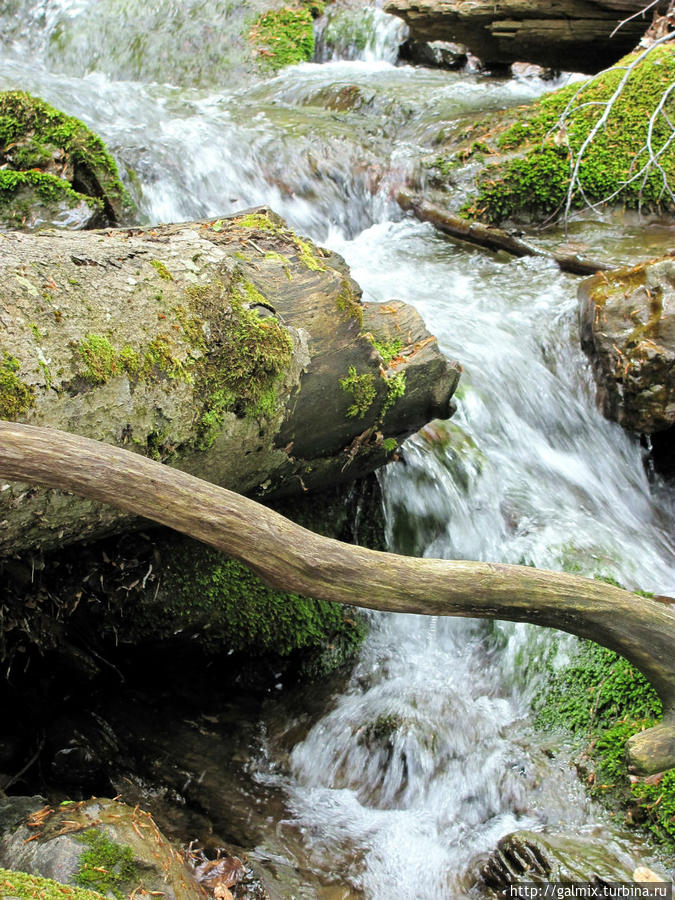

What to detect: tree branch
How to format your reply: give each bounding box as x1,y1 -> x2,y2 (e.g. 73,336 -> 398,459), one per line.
0,421 -> 673,774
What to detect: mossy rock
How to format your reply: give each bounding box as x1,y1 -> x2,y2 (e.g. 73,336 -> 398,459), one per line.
0,868 -> 106,900
0,91 -> 132,230
429,45 -> 675,225
535,638 -> 675,849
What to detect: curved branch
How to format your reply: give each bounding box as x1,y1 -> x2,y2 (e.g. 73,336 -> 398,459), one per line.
0,421 -> 673,775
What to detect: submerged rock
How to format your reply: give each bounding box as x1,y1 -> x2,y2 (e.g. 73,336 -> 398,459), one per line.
579,255 -> 675,436
0,91 -> 132,230
0,796 -> 203,900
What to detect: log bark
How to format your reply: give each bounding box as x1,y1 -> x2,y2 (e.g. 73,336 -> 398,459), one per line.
383,0 -> 669,73
0,209 -> 459,553
397,192 -> 612,275
0,420 -> 673,776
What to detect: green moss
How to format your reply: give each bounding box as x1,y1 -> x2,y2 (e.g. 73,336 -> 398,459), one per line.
187,275 -> 294,449
296,235 -> 326,271
340,365 -> 377,419
536,640 -> 675,849
118,344 -> 140,376
370,337 -> 403,366
264,250 -> 293,279
382,437 -> 398,453
149,258 -> 173,281
382,370 -> 406,417
78,334 -> 118,384
0,868 -> 106,900
0,352 -> 35,420
250,6 -> 315,71
152,540 -> 366,665
234,211 -> 280,232
336,278 -> 363,326
0,169 -> 102,223
460,45 -> 675,223
144,334 -> 191,381
75,830 -> 138,900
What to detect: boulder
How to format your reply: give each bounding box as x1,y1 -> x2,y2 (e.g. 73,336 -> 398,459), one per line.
579,255 -> 675,435
0,796 -> 204,900
383,0 -> 670,73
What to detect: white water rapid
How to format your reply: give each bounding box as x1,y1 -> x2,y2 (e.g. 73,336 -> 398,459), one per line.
1,2 -> 674,896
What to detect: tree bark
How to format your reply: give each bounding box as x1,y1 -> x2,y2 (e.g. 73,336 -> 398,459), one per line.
0,420 -> 673,776
0,209 -> 459,553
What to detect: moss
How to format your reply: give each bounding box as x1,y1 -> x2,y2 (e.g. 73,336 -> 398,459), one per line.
74,829 -> 138,900
381,370 -> 406,417
118,344 -> 140,376
370,337 -> 403,366
340,365 -> 377,419
0,90 -> 130,217
0,169 -> 102,223
264,249 -> 293,279
458,45 -> 675,223
382,437 -> 398,453
150,540 -> 366,664
77,334 -> 118,384
360,713 -> 405,746
0,868 -> 106,900
144,334 -> 191,381
295,235 -> 326,271
336,278 -> 363,326
0,352 -> 35,420
234,211 -> 280,232
149,258 -> 173,281
249,6 -> 315,71
535,639 -> 675,849
187,275 -> 294,449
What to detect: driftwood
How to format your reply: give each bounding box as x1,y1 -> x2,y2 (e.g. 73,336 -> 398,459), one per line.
397,192 -> 612,275
0,420 -> 673,776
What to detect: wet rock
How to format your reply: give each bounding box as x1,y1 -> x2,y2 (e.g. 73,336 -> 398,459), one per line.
579,256 -> 675,436
400,38 -> 467,69
383,0 -> 668,73
479,829 -> 636,890
0,796 -> 204,900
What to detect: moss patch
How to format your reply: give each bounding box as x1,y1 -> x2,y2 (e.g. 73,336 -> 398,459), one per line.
340,365 -> 377,419
0,868 -> 106,900
0,352 -> 35,420
336,278 -> 363,326
0,169 -> 102,225
453,45 -> 675,223
249,6 -> 316,71
74,830 -> 138,900
536,640 -> 675,848
141,539 -> 366,667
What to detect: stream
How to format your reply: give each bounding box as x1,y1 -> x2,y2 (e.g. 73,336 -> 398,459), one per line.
2,1 -> 675,897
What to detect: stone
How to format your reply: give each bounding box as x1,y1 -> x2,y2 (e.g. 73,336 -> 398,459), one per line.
383,0 -> 670,73
579,255 -> 675,435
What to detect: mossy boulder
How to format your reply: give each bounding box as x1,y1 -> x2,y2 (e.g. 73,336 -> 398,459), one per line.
0,91 -> 131,230
535,639 -> 675,849
0,797 -> 203,900
422,45 -> 675,226
249,3 -> 322,71
579,256 -> 675,435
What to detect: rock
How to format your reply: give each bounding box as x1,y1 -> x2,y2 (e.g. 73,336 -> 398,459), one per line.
479,829 -> 636,889
383,0 -> 670,73
0,796 -> 204,900
0,207 -> 460,556
399,38 -> 468,68
579,256 -> 675,435
0,91 -> 132,230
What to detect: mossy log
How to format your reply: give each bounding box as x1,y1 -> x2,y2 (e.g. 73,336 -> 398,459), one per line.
0,420 -> 674,776
0,208 -> 459,553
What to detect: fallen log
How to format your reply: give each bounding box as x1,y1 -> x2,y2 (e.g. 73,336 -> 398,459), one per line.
397,192 -> 613,275
0,420 -> 673,776
0,208 -> 459,554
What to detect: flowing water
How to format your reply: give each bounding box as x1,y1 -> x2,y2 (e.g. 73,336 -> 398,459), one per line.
2,2 -> 675,896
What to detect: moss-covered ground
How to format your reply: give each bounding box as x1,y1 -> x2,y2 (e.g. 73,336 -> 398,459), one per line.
536,640 -> 675,847
0,868 -> 106,900
0,90 -> 130,225
432,45 -> 675,224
